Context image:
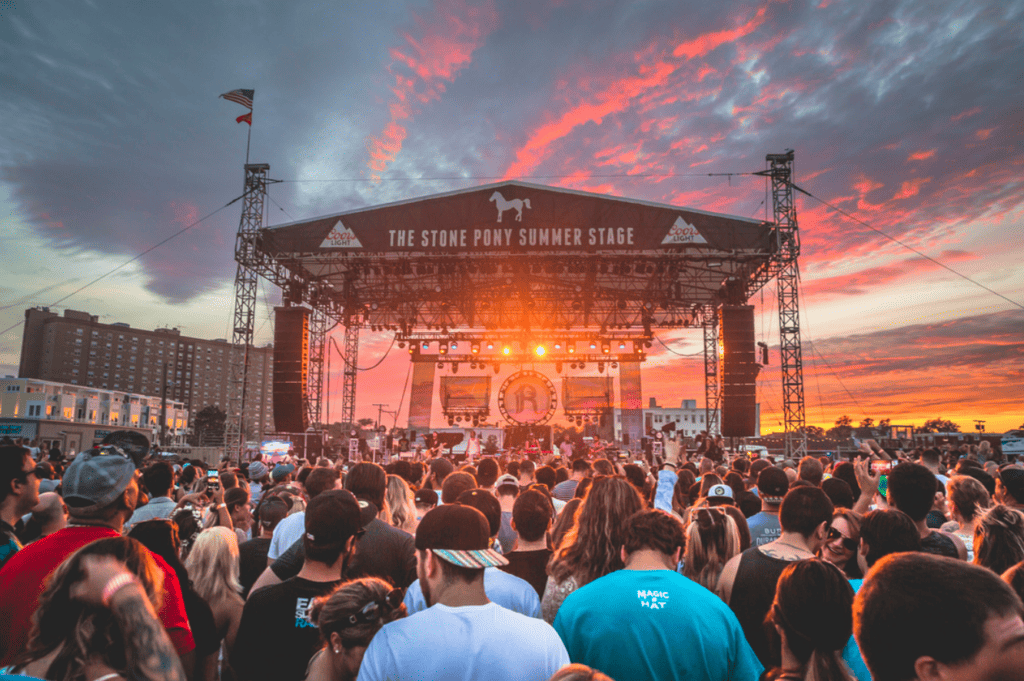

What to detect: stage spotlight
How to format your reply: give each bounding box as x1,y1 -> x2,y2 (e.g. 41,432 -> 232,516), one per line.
450,342 -> 458,351
398,341 -> 406,349
535,345 -> 546,357
451,362 -> 459,373
618,341 -> 626,350
570,362 -> 577,370
422,341 -> 430,350
601,341 -> 610,354
456,415 -> 462,422
589,341 -> 597,350
578,362 -> 585,370
598,362 -> 605,372
448,418 -> 455,426
644,341 -> 653,348
555,362 -> 563,373
437,362 -> 444,369
572,300 -> 582,311
553,340 -> 563,350
611,362 -> 618,369
486,341 -> 494,350
471,342 -> 480,354
502,345 -> 511,355
440,342 -> 450,355
493,363 -> 500,374
567,343 -> 575,354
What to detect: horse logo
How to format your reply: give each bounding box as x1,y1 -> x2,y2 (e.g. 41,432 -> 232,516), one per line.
489,191 -> 532,222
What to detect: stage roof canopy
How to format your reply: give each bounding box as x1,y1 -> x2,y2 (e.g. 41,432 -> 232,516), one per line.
255,181 -> 779,333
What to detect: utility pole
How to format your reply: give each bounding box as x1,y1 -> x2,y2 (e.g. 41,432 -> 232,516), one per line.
373,403 -> 388,431
159,362 -> 168,447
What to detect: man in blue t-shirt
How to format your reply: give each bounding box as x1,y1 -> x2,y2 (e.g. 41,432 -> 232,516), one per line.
746,467 -> 789,547
554,509 -> 763,681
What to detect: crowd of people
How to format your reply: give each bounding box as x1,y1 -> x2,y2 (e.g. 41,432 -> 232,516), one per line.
2,431 -> 1024,681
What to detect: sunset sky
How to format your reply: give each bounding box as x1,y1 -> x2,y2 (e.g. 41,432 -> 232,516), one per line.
1,0 -> 1021,434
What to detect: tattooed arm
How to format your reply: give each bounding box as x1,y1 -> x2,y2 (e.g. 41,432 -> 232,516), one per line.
71,556 -> 188,681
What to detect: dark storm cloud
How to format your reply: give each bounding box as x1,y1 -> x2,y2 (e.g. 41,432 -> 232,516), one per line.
0,1 -> 410,302
805,309 -> 1024,377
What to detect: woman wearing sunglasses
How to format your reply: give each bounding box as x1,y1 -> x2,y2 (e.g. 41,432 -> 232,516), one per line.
304,578 -> 406,681
818,509 -> 863,579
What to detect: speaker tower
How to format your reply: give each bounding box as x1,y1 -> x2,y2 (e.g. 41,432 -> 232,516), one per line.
273,306 -> 310,434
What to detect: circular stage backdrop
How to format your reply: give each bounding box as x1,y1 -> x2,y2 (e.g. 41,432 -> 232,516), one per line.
497,370 -> 557,425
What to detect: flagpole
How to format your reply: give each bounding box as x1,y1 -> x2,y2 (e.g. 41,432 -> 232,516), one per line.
245,123 -> 251,166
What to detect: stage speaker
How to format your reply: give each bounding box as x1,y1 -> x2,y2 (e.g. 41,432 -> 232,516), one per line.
273,306 -> 309,434
720,305 -> 759,437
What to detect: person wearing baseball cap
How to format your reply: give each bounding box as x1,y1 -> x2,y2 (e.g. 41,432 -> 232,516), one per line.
358,504 -> 569,681
232,489 -> 363,681
495,473 -> 520,553
0,445 -> 195,665
747,466 -> 790,547
402,489 -> 541,618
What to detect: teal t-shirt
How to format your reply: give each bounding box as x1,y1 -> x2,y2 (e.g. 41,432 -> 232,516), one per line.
553,569 -> 764,681
842,579 -> 871,681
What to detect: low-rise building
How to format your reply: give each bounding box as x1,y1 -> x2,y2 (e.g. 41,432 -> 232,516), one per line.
18,307 -> 273,443
0,377 -> 187,454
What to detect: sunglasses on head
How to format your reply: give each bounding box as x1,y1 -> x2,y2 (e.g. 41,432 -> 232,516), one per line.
345,588 -> 403,626
827,526 -> 858,551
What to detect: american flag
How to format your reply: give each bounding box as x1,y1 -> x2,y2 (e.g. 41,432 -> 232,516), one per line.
220,89 -> 254,109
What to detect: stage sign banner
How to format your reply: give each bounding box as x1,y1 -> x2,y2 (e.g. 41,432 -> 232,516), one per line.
440,376 -> 492,410
263,181 -> 770,255
563,376 -> 614,411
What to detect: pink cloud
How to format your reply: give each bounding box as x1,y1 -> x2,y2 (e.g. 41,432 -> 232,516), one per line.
893,177 -> 932,200
907,149 -> 936,162
366,0 -> 498,177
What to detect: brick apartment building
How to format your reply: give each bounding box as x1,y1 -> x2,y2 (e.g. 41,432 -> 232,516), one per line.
18,308 -> 275,443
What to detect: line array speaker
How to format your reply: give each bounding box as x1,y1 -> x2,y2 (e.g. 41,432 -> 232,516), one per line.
720,305 -> 759,437
273,306 -> 309,434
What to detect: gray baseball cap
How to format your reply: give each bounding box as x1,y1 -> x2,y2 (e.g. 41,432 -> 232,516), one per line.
62,446 -> 137,512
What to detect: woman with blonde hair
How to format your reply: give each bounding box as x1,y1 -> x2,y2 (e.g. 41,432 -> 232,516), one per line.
974,504 -> 1024,575
683,506 -> 740,591
385,475 -> 417,534
542,476 -> 645,623
944,475 -> 991,562
186,527 -> 245,672
6,537 -> 185,681
304,577 -> 406,681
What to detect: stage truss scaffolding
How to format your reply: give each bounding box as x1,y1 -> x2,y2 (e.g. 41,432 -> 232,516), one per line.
227,153 -> 808,449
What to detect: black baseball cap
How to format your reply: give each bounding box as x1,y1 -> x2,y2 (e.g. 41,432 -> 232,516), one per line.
304,490 -> 362,546
415,504 -> 508,569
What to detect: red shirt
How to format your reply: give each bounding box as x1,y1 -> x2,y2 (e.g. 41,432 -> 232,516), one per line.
0,526 -> 195,664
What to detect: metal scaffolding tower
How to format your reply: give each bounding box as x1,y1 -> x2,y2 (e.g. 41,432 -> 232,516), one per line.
340,325 -> 359,427
766,151 -> 808,458
703,306 -> 721,436
225,163 -> 271,460
306,306 -> 328,429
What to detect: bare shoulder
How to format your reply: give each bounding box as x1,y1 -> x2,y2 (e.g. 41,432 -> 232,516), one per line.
716,552 -> 744,604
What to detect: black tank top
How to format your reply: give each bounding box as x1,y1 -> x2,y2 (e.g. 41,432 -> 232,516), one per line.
729,546 -> 793,667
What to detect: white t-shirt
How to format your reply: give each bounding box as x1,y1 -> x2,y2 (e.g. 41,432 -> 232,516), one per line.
403,567 -> 541,617
357,602 -> 569,681
267,511 -> 305,561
